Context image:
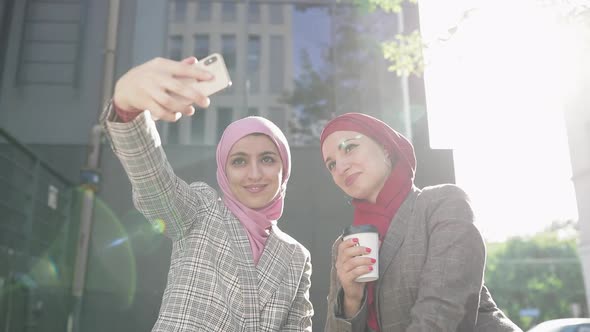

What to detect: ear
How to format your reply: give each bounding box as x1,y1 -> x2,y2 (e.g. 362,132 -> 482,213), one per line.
382,146 -> 390,159
382,147 -> 393,168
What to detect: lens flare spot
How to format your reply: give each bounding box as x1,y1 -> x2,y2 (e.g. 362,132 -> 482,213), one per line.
152,219 -> 166,234
86,193 -> 137,309
107,236 -> 129,248
29,256 -> 60,287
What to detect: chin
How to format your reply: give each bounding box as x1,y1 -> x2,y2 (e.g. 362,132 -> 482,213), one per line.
245,199 -> 269,210
344,188 -> 363,199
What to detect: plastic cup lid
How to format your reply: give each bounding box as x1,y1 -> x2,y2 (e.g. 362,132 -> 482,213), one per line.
342,224 -> 379,237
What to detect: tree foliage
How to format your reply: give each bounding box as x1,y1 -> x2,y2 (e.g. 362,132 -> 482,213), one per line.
381,30 -> 424,76
485,225 -> 586,330
283,5 -> 401,144
282,51 -> 332,145
353,0 -> 423,77
360,0 -> 590,77
353,0 -> 417,14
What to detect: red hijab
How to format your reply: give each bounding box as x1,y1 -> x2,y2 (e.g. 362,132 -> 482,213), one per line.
320,113 -> 416,331
320,113 -> 416,240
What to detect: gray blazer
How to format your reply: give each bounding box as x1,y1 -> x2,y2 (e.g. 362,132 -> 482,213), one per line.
102,107 -> 313,332
325,185 -> 522,332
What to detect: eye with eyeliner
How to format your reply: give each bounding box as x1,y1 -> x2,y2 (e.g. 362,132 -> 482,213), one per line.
327,161 -> 336,171
231,157 -> 246,166
341,143 -> 358,154
326,135 -> 362,172
261,155 -> 276,164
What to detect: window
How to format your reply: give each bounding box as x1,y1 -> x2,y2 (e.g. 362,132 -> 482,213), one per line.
248,2 -> 260,23
191,109 -> 206,144
167,123 -> 180,144
196,0 -> 211,21
221,1 -> 237,22
173,0 -> 187,22
221,34 -> 236,91
162,1 -> 404,148
17,1 -> 84,86
247,35 -> 261,94
269,4 -> 283,25
193,34 -> 209,60
217,107 -> 233,140
168,35 -> 183,61
268,107 -> 286,130
269,35 -> 284,94
248,107 -> 258,116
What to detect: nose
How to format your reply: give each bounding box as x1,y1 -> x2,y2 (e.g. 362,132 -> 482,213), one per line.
335,159 -> 351,176
247,162 -> 263,180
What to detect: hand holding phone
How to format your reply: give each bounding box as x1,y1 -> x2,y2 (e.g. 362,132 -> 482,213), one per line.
191,53 -> 232,97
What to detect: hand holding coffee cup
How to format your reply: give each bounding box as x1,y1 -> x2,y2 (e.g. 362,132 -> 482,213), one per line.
342,225 -> 379,282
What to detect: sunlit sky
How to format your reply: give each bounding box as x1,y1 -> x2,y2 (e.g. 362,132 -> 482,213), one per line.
418,0 -> 581,241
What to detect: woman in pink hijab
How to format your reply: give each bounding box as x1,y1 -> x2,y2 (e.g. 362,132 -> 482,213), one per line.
102,56 -> 312,331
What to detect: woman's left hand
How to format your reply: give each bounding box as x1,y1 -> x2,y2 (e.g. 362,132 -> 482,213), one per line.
335,237 -> 375,317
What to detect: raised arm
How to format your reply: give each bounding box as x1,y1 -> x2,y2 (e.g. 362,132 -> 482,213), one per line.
101,57 -> 215,241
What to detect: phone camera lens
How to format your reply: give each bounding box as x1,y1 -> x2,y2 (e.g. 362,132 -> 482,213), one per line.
205,56 -> 217,65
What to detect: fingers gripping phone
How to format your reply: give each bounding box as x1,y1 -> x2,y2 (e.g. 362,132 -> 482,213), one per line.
194,53 -> 232,96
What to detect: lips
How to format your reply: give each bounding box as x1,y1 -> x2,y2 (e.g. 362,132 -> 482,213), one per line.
344,173 -> 360,187
244,184 -> 267,193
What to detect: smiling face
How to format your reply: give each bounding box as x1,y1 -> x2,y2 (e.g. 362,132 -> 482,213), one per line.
225,134 -> 283,209
322,130 -> 392,203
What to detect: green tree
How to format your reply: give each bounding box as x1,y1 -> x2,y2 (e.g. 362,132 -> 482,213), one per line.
353,0 -> 423,77
359,0 -> 590,77
485,223 -> 586,330
284,4 -> 404,144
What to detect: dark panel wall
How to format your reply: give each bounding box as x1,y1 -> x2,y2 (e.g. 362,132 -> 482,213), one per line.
0,0 -> 109,145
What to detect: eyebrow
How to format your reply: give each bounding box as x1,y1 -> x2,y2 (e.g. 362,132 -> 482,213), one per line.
229,151 -> 278,158
337,134 -> 363,151
324,135 -> 363,164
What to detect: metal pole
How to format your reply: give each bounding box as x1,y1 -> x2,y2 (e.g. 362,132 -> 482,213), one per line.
397,8 -> 413,142
68,1 -> 120,331
244,0 -> 251,116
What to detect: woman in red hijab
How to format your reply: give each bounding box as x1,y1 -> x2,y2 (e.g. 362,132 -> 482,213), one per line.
320,113 -> 521,332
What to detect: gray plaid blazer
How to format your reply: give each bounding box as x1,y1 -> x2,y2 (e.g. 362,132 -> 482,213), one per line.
325,185 -> 522,332
102,107 -> 313,332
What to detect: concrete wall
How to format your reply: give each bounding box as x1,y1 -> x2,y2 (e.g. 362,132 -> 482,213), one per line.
566,38 -> 590,310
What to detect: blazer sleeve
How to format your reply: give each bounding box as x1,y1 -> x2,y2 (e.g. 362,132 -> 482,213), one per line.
282,254 -> 314,331
406,185 -> 486,332
476,285 -> 523,331
100,103 -> 217,242
324,237 -> 369,332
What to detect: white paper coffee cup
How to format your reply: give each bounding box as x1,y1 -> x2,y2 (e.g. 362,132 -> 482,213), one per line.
342,225 -> 379,282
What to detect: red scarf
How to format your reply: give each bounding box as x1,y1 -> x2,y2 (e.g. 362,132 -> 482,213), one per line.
353,160 -> 412,331
321,113 -> 416,331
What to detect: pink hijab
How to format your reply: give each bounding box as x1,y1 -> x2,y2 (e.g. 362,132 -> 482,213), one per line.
216,116 -> 291,264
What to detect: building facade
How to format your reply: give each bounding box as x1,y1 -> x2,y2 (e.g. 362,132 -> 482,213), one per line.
163,0 -> 294,145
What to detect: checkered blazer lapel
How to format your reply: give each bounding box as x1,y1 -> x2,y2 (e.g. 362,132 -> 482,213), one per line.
223,218 -> 296,327
225,214 -> 261,330
256,228 -> 295,309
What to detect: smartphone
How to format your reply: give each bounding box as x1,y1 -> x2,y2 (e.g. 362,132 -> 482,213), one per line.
193,53 -> 232,96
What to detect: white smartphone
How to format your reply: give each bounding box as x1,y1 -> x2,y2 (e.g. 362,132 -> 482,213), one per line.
193,53 -> 232,96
